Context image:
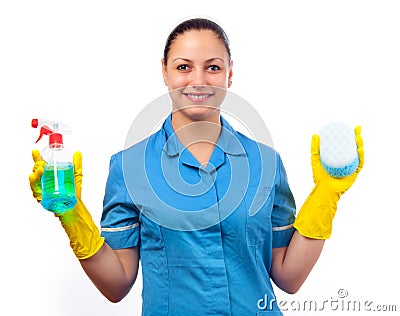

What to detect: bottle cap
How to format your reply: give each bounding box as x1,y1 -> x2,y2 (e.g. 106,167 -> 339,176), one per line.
49,133 -> 63,145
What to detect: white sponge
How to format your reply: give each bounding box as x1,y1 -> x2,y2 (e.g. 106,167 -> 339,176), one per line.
319,121 -> 359,178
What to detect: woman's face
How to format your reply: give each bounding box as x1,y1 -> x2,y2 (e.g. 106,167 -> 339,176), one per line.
162,29 -> 233,121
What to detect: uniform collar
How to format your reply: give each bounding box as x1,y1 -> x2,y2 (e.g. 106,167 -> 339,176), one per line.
162,113 -> 246,157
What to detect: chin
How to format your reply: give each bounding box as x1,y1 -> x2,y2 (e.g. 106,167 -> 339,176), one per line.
177,105 -> 220,121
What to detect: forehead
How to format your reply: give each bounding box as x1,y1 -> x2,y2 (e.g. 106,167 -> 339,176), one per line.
168,30 -> 229,61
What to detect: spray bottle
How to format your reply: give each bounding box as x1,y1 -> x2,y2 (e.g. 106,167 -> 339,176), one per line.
32,118 -> 77,214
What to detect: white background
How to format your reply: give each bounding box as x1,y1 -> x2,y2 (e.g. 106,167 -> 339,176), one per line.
1,1 -> 399,315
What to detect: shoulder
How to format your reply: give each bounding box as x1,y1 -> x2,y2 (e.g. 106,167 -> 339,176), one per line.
234,131 -> 288,181
235,131 -> 279,160
110,127 -> 165,161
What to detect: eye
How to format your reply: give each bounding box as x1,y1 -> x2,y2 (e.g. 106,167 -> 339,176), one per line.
177,64 -> 190,71
208,65 -> 221,71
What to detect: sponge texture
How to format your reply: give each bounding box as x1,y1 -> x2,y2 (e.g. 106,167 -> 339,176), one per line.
319,122 -> 359,178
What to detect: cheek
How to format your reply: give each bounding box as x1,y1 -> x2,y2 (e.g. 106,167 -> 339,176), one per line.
210,69 -> 231,87
167,74 -> 189,90
209,74 -> 228,88
165,66 -> 187,89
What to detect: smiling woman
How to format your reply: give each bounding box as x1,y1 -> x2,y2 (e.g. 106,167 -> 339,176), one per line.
161,20 -> 233,166
163,29 -> 232,125
28,17 -> 364,316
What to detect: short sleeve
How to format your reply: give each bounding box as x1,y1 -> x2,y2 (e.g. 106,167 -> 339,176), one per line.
100,152 -> 140,249
271,153 -> 296,248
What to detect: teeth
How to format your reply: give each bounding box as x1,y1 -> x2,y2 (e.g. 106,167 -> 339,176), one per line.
186,94 -> 209,100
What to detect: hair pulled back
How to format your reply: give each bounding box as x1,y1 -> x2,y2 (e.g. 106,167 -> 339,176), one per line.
163,18 -> 231,65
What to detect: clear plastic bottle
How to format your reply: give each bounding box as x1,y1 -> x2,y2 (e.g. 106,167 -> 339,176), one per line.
32,119 -> 77,213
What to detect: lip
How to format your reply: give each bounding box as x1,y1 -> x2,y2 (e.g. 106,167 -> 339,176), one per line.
182,92 -> 215,102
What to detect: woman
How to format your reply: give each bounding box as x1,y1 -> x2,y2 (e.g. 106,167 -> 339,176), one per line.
29,18 -> 363,315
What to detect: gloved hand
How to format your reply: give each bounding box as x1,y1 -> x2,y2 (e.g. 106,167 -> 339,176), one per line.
29,150 -> 104,259
29,150 -> 45,203
293,126 -> 364,239
58,197 -> 105,260
29,149 -> 82,202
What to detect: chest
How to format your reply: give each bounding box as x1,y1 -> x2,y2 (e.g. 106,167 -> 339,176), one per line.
123,138 -> 277,252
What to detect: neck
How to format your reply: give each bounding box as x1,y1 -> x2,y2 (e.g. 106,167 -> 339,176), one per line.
171,109 -> 222,166
171,110 -> 221,146
171,108 -> 221,128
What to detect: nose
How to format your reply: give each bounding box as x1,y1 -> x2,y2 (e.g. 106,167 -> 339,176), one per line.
190,69 -> 207,87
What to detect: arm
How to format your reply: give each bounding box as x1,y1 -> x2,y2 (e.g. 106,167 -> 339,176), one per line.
60,152 -> 140,302
271,126 -> 363,294
80,244 -> 139,303
271,232 -> 324,294
29,150 -> 139,302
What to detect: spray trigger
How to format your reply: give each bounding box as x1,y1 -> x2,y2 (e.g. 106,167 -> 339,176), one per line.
35,126 -> 53,143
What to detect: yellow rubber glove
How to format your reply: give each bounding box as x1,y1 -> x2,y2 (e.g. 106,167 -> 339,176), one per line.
58,152 -> 105,260
29,150 -> 104,259
29,150 -> 45,203
58,198 -> 105,260
293,126 -> 364,239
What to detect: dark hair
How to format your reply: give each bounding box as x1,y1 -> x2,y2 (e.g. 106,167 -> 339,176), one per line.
163,18 -> 231,65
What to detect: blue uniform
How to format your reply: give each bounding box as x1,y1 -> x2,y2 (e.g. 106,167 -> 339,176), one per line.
101,114 -> 296,315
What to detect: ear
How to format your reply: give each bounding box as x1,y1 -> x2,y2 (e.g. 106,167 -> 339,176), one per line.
228,60 -> 233,88
161,58 -> 168,86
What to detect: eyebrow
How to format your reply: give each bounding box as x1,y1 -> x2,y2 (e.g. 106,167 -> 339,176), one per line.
171,57 -> 225,63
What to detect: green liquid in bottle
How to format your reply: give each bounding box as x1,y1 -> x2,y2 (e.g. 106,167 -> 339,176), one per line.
41,162 -> 77,214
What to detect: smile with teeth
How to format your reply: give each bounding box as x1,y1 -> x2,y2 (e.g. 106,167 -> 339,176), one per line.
183,93 -> 213,101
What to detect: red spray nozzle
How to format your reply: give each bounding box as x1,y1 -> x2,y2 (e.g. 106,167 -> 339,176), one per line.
31,118 -> 70,145
31,119 -> 39,128
35,126 -> 54,143
32,118 -> 54,143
